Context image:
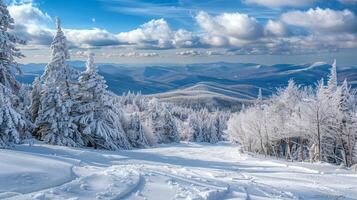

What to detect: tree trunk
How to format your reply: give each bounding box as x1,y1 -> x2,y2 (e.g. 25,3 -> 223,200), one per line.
286,138 -> 291,161
300,136 -> 304,161
317,111 -> 322,162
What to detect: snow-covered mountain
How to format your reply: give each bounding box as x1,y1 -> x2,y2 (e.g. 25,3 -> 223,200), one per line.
151,82 -> 256,110
19,61 -> 357,110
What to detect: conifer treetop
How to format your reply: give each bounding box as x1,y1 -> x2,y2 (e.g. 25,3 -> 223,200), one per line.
86,52 -> 96,72
0,0 -> 25,93
56,17 -> 61,31
328,59 -> 338,91
50,17 -> 70,62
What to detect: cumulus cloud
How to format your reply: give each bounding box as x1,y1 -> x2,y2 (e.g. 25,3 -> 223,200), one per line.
195,11 -> 263,47
7,2 -> 357,57
8,3 -> 53,44
65,28 -> 123,48
281,8 -> 357,33
117,19 -> 197,49
8,3 -> 196,49
264,20 -> 290,37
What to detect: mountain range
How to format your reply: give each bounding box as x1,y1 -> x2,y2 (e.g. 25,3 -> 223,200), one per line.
18,61 -> 357,110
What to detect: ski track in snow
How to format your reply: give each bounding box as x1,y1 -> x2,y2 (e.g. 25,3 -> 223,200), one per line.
1,142 -> 357,200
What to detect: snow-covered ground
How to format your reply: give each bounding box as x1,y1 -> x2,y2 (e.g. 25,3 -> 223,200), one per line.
0,142 -> 357,200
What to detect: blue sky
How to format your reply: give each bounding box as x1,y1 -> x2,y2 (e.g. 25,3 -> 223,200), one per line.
7,0 -> 357,66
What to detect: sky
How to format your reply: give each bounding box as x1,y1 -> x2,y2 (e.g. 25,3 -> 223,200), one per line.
6,0 -> 357,66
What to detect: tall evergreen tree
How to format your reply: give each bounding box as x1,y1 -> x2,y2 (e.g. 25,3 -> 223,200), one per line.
75,53 -> 131,150
35,18 -> 82,146
41,17 -> 74,99
29,77 -> 41,122
125,112 -> 149,148
0,0 -> 31,148
161,107 -> 180,143
36,83 -> 82,147
0,85 -> 28,148
328,59 -> 338,92
0,0 -> 25,93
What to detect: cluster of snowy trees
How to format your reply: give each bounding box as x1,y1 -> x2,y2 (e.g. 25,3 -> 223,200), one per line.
117,92 -> 229,147
0,1 -> 32,148
227,61 -> 357,167
0,1 -> 229,150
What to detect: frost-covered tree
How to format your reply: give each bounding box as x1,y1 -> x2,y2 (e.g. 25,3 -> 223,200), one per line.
124,112 -> 149,148
75,53 -> 131,150
35,18 -> 83,147
146,99 -> 179,143
36,83 -> 82,147
0,85 -> 28,148
41,18 -> 75,100
333,80 -> 357,166
255,88 -> 263,106
161,107 -> 180,143
327,59 -> 338,93
29,77 -> 42,122
0,0 -> 31,148
226,60 -> 357,166
0,0 -> 25,93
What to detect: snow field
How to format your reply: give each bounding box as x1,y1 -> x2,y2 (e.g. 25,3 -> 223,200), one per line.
1,142 -> 357,200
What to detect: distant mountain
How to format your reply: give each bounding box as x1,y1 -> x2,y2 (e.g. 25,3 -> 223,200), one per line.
18,61 -> 357,110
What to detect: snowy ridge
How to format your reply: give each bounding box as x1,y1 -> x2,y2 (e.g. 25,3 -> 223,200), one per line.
1,143 -> 357,200
152,82 -> 253,110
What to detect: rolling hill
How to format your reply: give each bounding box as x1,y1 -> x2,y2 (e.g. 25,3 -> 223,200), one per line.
18,61 -> 357,110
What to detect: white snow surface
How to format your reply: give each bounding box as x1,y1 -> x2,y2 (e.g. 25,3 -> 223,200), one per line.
1,142 -> 357,200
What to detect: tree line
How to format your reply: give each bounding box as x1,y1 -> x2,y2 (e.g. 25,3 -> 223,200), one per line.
226,61 -> 357,167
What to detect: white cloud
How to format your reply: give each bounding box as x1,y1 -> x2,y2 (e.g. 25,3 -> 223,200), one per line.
7,2 -> 357,57
8,3 -> 196,49
9,3 -> 53,44
117,19 -> 196,49
117,19 -> 173,48
264,20 -> 289,37
65,28 -> 122,47
176,50 -> 203,56
195,11 -> 263,47
281,8 -> 357,33
245,0 -> 315,8
9,3 -> 51,25
102,51 -> 159,58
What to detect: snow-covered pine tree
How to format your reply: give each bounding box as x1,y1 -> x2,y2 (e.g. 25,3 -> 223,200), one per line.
146,99 -> 180,143
327,59 -> 338,93
255,88 -> 263,106
188,113 -> 202,142
36,83 -> 82,147
75,53 -> 131,150
0,85 -> 29,148
41,17 -> 75,100
125,112 -> 149,148
208,116 -> 219,144
29,77 -> 42,122
334,80 -> 357,166
211,112 -> 227,142
35,18 -> 83,146
0,0 -> 25,94
161,107 -> 180,143
0,0 -> 32,147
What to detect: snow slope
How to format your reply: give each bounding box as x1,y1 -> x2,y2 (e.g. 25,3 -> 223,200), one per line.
1,142 -> 357,200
